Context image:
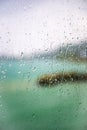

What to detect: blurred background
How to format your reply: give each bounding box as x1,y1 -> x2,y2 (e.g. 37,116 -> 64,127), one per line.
0,0 -> 87,130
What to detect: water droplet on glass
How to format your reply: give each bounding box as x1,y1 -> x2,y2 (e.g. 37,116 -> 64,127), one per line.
1,70 -> 5,75
21,52 -> 24,57
18,71 -> 21,74
8,63 -> 12,67
24,6 -> 27,11
0,104 -> 2,107
32,67 -> 36,72
32,113 -> 36,118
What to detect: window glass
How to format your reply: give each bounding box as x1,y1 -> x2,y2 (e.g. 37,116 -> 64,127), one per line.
0,0 -> 87,130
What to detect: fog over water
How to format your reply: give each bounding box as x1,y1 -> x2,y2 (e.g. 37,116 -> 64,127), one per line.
0,0 -> 87,57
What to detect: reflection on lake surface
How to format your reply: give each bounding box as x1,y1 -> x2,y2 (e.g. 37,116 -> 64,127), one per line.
0,58 -> 87,130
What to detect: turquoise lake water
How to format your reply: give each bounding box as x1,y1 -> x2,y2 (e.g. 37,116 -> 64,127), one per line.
0,58 -> 87,130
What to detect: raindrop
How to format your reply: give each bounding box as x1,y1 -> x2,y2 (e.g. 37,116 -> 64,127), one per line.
0,104 -> 2,107
47,33 -> 48,36
1,70 -> 5,75
29,33 -> 31,35
77,37 -> 79,40
42,57 -> 45,60
21,52 -> 24,57
8,39 -> 11,42
25,33 -> 27,35
8,63 -> 12,67
7,31 -> 10,34
69,22 -> 71,25
18,71 -> 21,74
24,6 -> 27,11
78,102 -> 82,105
3,75 -> 6,79
44,48 -> 48,52
78,7 -> 80,9
32,113 -> 36,118
32,67 -> 36,72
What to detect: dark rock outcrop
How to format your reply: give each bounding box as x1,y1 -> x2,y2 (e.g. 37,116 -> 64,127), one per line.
37,72 -> 87,87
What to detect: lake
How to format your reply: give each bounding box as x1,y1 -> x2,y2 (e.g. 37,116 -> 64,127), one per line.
0,58 -> 87,130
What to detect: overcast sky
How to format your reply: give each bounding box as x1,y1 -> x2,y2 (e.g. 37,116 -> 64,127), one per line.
0,0 -> 87,57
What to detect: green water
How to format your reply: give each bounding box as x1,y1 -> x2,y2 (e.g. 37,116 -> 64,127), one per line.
0,58 -> 87,130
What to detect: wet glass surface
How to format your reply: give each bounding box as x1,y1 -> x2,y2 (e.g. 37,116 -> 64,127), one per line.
0,0 -> 87,130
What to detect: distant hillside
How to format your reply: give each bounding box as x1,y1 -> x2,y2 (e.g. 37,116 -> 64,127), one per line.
56,41 -> 87,61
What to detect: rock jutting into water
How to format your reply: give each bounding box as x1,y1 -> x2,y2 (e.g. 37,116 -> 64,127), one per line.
37,72 -> 87,86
